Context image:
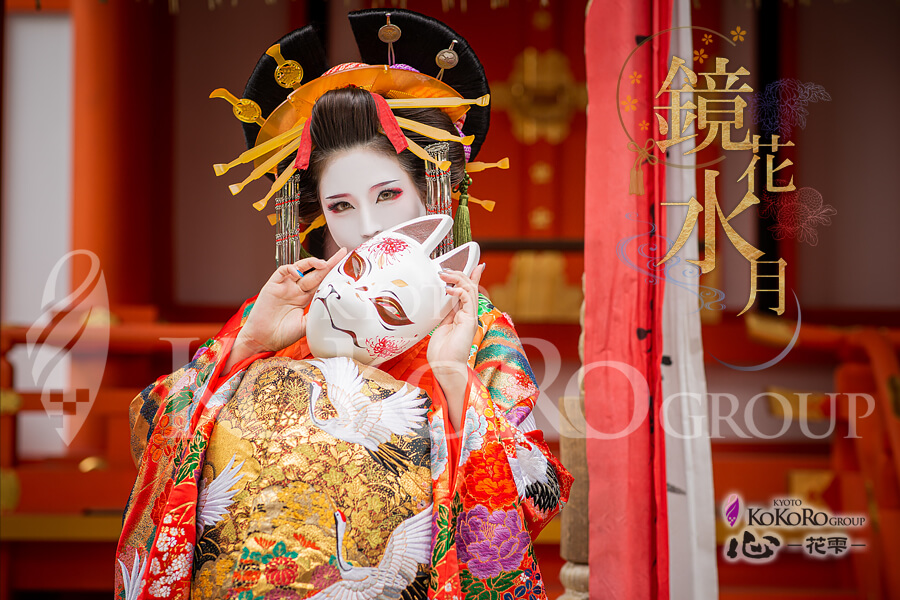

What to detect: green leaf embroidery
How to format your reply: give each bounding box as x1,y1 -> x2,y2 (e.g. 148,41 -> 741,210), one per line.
432,504 -> 454,563
168,386 -> 195,415
175,432 -> 208,484
486,570 -> 523,592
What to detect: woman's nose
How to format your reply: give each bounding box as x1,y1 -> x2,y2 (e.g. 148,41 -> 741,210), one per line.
358,209 -> 382,240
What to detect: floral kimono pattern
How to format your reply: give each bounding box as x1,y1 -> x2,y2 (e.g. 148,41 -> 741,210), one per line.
115,295 -> 573,600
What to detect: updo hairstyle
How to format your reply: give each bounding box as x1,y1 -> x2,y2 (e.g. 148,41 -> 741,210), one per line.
289,86 -> 467,226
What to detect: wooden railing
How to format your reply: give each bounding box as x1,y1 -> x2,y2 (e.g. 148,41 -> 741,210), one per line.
0,312 -> 218,597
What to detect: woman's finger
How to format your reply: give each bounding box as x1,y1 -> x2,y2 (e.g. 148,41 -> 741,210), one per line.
472,263 -> 485,288
295,248 -> 348,293
437,298 -> 460,328
441,272 -> 479,304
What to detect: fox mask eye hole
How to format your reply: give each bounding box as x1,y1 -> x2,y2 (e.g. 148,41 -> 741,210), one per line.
342,251 -> 366,281
372,296 -> 412,326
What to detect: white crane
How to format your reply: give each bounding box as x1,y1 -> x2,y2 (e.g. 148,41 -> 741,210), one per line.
309,505 -> 433,600
509,442 -> 560,512
306,357 -> 427,453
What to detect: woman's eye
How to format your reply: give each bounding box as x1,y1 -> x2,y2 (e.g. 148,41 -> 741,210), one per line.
377,189 -> 402,202
327,201 -> 353,213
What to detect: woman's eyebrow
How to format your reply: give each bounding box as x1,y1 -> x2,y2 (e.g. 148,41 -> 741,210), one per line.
324,180 -> 398,200
370,180 -> 398,191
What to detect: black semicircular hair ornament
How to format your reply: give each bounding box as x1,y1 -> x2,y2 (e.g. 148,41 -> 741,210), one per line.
240,25 -> 330,154
347,8 -> 491,161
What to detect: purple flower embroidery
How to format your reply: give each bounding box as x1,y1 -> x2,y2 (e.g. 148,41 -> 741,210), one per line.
505,405 -> 531,428
309,564 -> 340,590
456,505 -> 530,579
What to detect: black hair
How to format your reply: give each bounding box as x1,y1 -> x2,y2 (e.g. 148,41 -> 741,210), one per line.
348,8 -> 490,159
240,25 -> 330,156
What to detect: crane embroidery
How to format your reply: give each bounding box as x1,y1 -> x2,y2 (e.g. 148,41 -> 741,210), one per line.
306,357 -> 429,475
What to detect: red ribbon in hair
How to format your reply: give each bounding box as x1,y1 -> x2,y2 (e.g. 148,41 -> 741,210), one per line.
369,91 -> 408,154
294,120 -> 315,170
293,90 -> 408,171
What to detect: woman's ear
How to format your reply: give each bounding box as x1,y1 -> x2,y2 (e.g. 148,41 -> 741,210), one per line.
434,242 -> 480,277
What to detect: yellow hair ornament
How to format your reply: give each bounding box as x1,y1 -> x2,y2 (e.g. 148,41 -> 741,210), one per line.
267,213 -> 278,226
453,191 -> 495,212
405,136 -> 451,171
394,116 -> 474,145
251,166 -> 296,211
213,119 -> 305,177
210,88 -> 265,127
297,214 -> 326,243
266,44 -> 304,89
386,93 -> 490,110
228,136 -> 303,195
468,195 -> 496,212
466,157 -> 510,173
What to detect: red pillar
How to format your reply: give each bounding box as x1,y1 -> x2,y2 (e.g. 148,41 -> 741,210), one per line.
71,0 -> 173,310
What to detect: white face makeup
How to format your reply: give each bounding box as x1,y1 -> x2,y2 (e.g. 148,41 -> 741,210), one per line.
318,148 -> 427,252
306,215 -> 480,366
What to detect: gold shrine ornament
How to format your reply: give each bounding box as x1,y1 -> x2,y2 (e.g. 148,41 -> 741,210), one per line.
491,48 -> 587,144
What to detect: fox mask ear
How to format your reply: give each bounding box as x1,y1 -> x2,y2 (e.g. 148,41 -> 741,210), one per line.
389,215 -> 453,255
434,242 -> 480,277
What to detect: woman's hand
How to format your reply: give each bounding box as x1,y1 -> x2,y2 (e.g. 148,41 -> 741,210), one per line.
427,263 -> 485,431
225,249 -> 347,371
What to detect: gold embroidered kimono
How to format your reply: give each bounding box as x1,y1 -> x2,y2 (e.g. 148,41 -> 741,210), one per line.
116,295 -> 572,600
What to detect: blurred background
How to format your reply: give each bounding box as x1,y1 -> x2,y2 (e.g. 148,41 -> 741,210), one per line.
1,0 -> 897,598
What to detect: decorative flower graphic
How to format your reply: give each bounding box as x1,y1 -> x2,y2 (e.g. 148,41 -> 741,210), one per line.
759,181 -> 837,246
459,406 -> 489,467
747,78 -> 831,137
629,71 -> 642,84
639,120 -> 649,131
150,479 -> 174,526
372,236 -> 409,256
430,413 -> 449,479
309,564 -> 340,590
265,556 -> 299,586
731,26 -> 746,42
366,336 -> 404,359
702,33 -> 713,45
693,48 -> 708,64
456,505 -> 530,579
368,236 -> 410,266
147,413 -> 186,462
462,443 -> 518,510
621,94 -> 638,112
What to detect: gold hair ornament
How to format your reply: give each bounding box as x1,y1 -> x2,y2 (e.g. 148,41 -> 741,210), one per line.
209,88 -> 265,126
266,44 -> 304,89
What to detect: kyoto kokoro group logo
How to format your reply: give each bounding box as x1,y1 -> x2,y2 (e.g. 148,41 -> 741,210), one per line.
721,493 -> 867,563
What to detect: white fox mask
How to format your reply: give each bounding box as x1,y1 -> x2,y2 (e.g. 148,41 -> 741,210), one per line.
306,215 -> 480,366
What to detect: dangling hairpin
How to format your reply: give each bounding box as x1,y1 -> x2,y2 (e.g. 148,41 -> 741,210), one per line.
378,14 -> 401,66
436,40 -> 458,81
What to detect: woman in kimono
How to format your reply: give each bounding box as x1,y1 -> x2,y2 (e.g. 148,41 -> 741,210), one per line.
116,9 -> 571,600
